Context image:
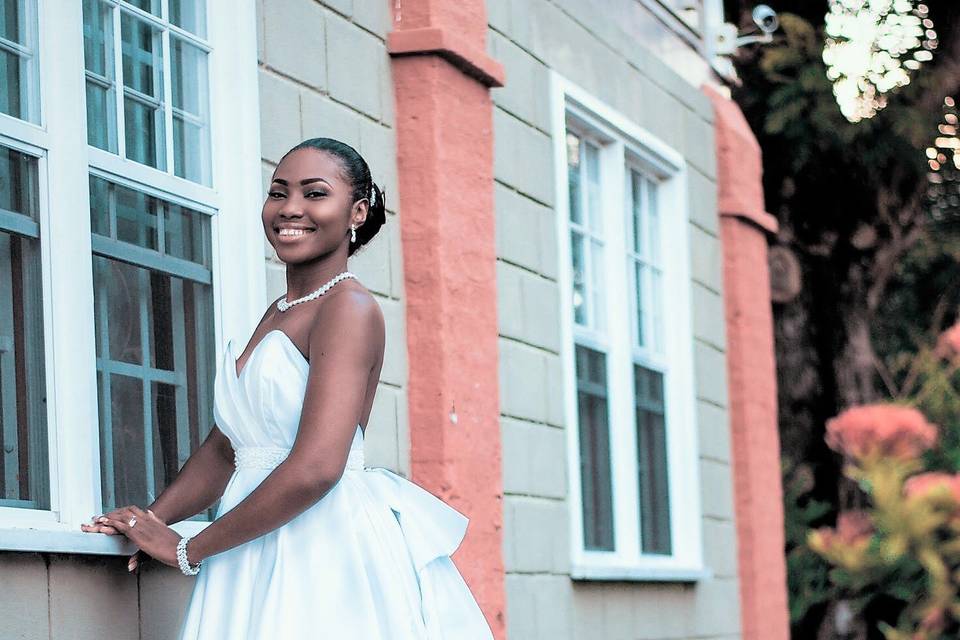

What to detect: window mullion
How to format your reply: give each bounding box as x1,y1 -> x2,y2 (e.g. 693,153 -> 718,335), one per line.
160,17 -> 174,175
39,0 -> 101,530
111,4 -> 126,159
601,139 -> 640,563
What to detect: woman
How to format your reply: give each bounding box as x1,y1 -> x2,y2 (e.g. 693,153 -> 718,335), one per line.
80,138 -> 494,639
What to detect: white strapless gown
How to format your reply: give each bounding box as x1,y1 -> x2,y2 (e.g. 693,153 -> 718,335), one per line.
177,329 -> 494,639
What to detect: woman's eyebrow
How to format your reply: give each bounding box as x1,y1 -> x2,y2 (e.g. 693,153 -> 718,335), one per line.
271,177 -> 332,186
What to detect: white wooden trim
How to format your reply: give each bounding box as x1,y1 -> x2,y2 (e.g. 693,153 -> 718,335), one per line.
207,0 -> 267,351
40,0 -> 102,539
551,69 -> 705,580
0,0 -> 264,554
0,520 -> 211,556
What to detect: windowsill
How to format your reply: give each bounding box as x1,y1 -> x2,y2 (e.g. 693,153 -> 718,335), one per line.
571,562 -> 713,583
0,521 -> 212,556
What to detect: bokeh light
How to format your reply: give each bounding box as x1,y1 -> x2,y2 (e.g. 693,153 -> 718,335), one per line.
823,0 -> 937,122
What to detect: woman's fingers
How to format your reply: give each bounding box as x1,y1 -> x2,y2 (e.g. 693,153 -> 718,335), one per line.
82,505 -> 148,535
128,550 -> 141,572
80,521 -> 119,534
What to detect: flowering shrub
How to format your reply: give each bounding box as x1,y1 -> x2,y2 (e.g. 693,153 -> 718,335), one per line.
808,402 -> 960,640
825,404 -> 938,462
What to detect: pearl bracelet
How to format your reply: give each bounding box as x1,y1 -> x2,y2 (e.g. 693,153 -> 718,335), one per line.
177,536 -> 202,576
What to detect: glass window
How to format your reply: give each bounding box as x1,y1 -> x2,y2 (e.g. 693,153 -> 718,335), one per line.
575,344 -> 614,551
89,175 -> 216,519
82,0 -> 211,185
83,0 -> 119,153
626,166 -> 671,554
170,0 -> 207,37
0,146 -> 48,510
627,168 -> 664,353
121,10 -> 166,170
566,131 -> 605,332
0,0 -> 41,123
634,364 -> 670,554
563,106 -> 695,572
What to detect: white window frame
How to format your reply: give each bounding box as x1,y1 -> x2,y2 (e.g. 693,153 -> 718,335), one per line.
550,70 -> 709,582
0,0 -> 265,555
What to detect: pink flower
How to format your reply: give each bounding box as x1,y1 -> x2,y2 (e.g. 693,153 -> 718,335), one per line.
835,510 -> 875,543
936,322 -> 960,359
809,510 -> 874,561
904,472 -> 960,503
825,403 -> 938,461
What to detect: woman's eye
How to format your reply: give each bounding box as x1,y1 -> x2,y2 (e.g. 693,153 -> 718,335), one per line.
307,191 -> 326,198
268,191 -> 284,198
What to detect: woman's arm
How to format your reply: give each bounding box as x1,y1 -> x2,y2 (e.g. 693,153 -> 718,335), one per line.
147,425 -> 237,525
184,290 -> 384,565
149,296 -> 286,525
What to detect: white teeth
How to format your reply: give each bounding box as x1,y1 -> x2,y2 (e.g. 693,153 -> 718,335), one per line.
278,228 -> 309,237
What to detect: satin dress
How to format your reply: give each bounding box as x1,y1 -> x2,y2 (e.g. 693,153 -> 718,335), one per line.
176,329 -> 494,639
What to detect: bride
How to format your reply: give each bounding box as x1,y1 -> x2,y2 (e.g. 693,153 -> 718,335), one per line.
80,138 -> 494,639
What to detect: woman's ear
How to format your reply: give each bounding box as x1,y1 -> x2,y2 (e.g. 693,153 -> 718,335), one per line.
352,199 -> 369,227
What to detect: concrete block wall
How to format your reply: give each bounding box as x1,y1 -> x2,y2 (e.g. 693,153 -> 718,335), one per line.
488,0 -> 741,638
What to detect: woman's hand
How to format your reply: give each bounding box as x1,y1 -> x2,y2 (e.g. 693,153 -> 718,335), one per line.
81,504 -> 161,572
85,507 -> 183,571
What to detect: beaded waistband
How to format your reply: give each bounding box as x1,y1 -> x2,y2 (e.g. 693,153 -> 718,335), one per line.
234,446 -> 365,471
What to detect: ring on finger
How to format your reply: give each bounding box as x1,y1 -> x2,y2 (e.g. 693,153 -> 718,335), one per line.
128,516 -> 137,527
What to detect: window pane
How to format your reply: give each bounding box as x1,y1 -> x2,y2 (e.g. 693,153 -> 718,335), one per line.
169,0 -> 206,37
0,148 -> 48,510
91,177 -> 215,519
92,255 -> 215,517
116,186 -> 160,251
634,364 -> 671,554
584,142 -> 602,234
0,0 -> 39,123
647,176 -> 660,265
589,238 -> 605,332
0,146 -> 38,218
634,260 -> 645,347
164,202 -> 208,264
651,267 -> 663,353
126,0 -> 161,17
630,170 -> 643,256
171,36 -> 210,184
83,0 -> 119,152
566,132 -> 582,225
575,344 -> 614,551
571,231 -> 586,325
121,11 -> 166,169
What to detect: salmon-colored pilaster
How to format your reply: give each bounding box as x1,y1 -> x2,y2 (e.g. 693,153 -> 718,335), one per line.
702,84 -> 789,640
388,2 -> 506,636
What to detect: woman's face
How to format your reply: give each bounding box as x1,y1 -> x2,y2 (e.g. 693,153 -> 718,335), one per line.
262,148 -> 363,263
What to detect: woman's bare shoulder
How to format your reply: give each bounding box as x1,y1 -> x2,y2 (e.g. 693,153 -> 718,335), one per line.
309,283 -> 384,340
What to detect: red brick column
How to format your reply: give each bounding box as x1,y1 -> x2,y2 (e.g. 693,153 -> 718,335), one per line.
702,84 -> 789,640
387,2 -> 506,636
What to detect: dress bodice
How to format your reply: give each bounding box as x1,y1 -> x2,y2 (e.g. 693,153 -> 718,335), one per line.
214,329 -> 364,471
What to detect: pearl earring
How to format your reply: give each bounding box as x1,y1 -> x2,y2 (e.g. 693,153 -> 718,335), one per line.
350,225 -> 357,243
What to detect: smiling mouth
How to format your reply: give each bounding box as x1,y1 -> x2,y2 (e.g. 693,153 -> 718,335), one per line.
276,228 -> 316,238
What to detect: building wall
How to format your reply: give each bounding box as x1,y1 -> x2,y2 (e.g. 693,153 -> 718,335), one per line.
487,1 -> 742,638
0,1 -> 743,638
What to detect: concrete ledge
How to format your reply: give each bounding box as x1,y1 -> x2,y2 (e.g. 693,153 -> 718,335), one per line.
387,27 -> 506,87
571,562 -> 714,583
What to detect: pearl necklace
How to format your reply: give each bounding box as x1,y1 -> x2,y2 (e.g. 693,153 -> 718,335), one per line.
277,271 -> 357,312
